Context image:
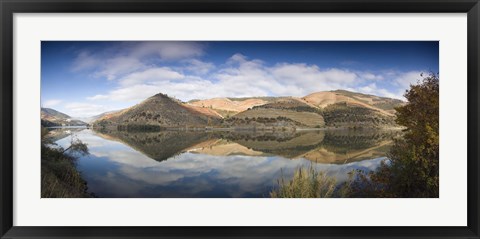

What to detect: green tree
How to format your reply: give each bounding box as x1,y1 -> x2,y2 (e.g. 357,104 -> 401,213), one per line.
352,73 -> 439,197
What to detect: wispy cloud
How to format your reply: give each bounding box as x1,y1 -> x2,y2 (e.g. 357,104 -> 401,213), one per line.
64,102 -> 109,117
394,70 -> 424,89
94,56 -> 146,80
119,67 -> 185,86
42,99 -> 63,108
71,51 -> 100,72
183,59 -> 215,75
129,42 -> 205,60
71,42 -> 206,81
84,53 -> 423,104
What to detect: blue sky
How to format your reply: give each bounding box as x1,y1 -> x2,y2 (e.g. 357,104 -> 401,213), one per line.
41,41 -> 438,117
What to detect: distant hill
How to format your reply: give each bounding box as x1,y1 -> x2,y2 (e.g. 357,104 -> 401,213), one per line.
93,93 -> 222,129
302,90 -> 404,116
230,97 -> 325,128
187,97 -> 273,117
301,90 -> 404,128
75,110 -> 120,123
92,90 -> 404,130
41,108 -> 88,127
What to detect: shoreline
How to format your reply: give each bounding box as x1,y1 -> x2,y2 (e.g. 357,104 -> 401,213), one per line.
87,125 -> 405,133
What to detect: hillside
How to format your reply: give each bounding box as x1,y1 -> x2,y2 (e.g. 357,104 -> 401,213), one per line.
187,97 -> 271,117
302,90 -> 404,116
322,102 -> 397,128
229,97 -> 325,128
41,108 -> 87,127
224,91 -> 403,129
92,90 -> 404,130
301,90 -> 404,128
93,93 -> 222,129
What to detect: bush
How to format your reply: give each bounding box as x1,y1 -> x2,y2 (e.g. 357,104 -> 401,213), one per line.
351,73 -> 439,198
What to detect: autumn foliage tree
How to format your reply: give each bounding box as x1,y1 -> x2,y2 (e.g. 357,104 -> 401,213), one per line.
351,73 -> 439,197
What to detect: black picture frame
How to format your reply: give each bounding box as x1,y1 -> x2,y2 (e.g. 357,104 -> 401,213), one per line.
1,0 -> 479,238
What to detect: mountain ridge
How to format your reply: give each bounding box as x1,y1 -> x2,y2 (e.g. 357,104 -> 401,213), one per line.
91,89 -> 404,130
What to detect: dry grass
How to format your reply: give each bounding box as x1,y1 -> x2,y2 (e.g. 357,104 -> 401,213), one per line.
41,145 -> 91,198
270,165 -> 337,198
41,130 -> 92,198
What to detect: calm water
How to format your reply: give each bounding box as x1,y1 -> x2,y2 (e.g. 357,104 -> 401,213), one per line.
50,128 -> 397,198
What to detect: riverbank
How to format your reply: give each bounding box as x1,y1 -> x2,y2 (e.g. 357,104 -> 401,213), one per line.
91,124 -> 404,133
41,145 -> 92,198
41,128 -> 92,198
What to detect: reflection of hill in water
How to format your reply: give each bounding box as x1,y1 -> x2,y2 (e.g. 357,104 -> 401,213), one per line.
305,130 -> 396,163
47,128 -> 86,142
94,129 -> 212,161
228,131 -> 325,158
185,139 -> 267,157
94,129 -> 400,164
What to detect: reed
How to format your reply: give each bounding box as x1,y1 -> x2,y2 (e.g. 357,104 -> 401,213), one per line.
270,165 -> 337,198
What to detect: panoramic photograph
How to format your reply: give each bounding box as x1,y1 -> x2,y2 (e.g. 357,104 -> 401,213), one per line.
41,41 -> 439,198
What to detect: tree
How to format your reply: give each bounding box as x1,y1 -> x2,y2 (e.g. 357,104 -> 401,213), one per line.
351,73 -> 439,197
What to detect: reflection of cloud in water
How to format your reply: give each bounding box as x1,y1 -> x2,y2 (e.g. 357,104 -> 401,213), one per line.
54,129 -> 387,198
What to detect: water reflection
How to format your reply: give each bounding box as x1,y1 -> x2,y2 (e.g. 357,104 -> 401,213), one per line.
51,128 -> 398,198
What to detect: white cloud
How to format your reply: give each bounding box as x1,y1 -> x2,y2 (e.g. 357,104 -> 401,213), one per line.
86,94 -> 109,101
394,70 -> 423,88
352,70 -> 425,100
94,84 -> 165,102
118,67 -> 184,86
94,56 -> 146,80
84,53 -> 423,106
215,57 -> 360,97
71,42 -> 206,81
358,72 -> 384,81
43,99 -> 62,108
355,83 -> 400,99
71,51 -> 100,72
64,102 -> 109,117
270,63 -> 358,93
227,53 -> 248,64
183,59 -> 215,75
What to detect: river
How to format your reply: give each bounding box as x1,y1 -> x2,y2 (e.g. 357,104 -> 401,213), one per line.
49,128 -> 398,198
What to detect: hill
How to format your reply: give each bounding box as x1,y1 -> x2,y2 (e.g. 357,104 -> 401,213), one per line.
75,110 -> 120,123
92,90 -> 404,130
229,97 -> 325,128
301,90 -> 404,128
41,108 -> 88,127
93,93 -> 222,130
187,97 -> 272,117
302,90 -> 404,116
322,102 -> 397,128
